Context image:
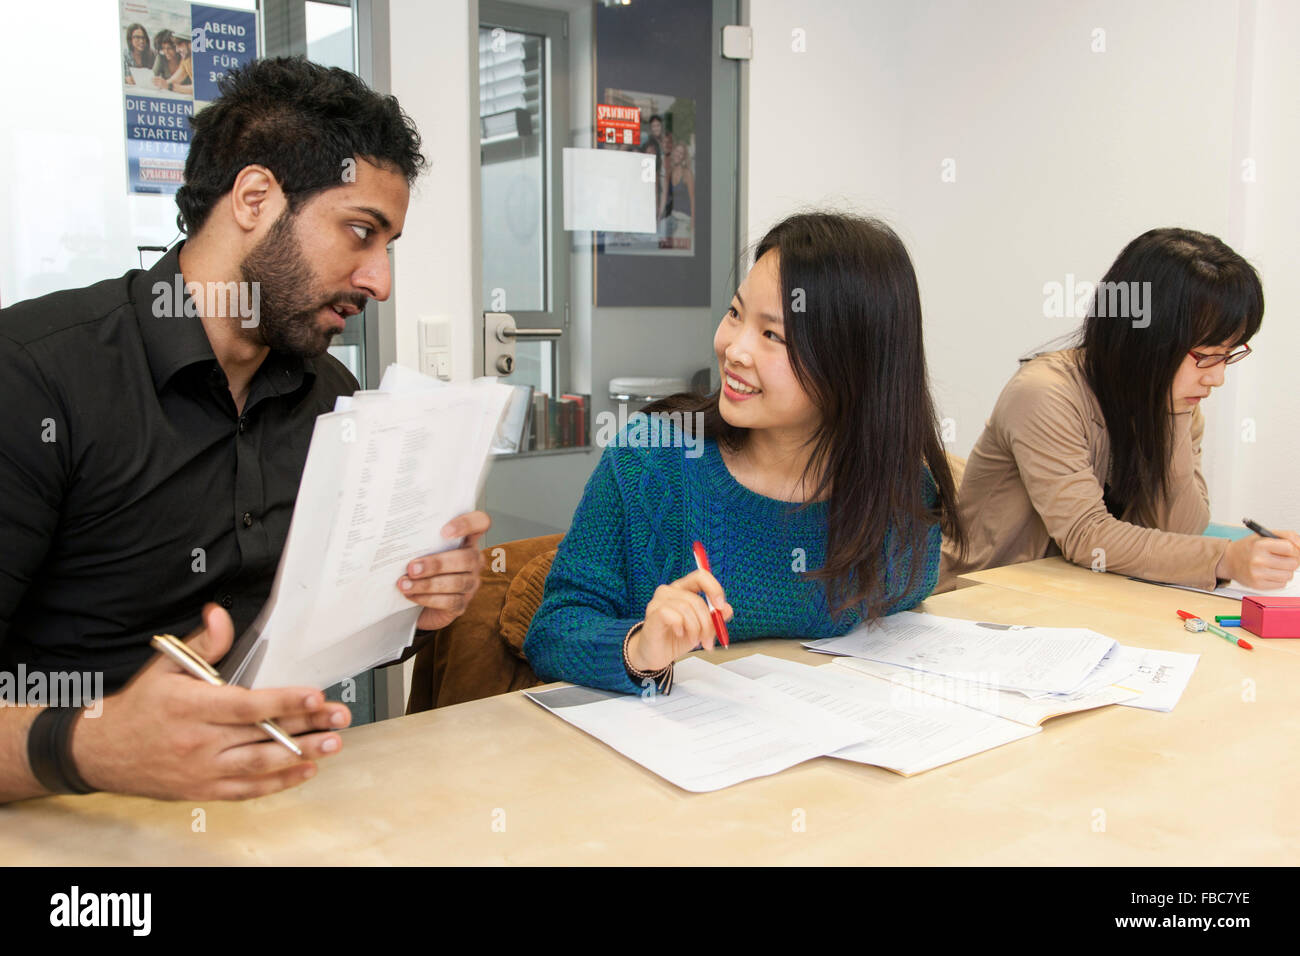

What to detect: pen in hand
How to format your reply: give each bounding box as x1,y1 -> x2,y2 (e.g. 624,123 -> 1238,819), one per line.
150,634 -> 304,756
1242,517 -> 1280,539
691,541 -> 731,648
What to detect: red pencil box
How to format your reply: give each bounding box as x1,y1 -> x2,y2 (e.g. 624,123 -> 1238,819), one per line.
1241,596 -> 1300,639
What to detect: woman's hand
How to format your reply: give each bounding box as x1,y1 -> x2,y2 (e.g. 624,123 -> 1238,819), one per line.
627,568 -> 733,672
1217,531 -> 1300,589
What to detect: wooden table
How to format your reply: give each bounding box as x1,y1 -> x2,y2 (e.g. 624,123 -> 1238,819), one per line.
3,560 -> 1296,865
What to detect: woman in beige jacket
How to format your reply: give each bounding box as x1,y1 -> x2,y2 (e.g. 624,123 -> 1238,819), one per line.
944,228 -> 1300,591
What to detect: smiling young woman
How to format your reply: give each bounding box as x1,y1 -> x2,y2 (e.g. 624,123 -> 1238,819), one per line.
524,212 -> 962,693
943,227 -> 1300,591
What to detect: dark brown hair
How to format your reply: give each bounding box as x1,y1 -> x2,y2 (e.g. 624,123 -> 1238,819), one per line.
646,211 -> 962,617
1081,227 -> 1263,526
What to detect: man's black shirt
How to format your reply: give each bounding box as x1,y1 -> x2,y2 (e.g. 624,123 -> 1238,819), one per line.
0,245 -> 358,692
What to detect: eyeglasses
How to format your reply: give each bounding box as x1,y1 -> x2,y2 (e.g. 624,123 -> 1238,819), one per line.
1189,344 -> 1252,368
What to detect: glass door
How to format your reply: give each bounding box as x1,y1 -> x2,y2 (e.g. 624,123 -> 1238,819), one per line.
479,0 -> 743,547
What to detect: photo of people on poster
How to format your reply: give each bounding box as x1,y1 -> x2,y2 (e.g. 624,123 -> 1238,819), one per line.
598,88 -> 695,257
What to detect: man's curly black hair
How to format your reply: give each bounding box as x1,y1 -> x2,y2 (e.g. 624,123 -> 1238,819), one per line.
175,56 -> 426,235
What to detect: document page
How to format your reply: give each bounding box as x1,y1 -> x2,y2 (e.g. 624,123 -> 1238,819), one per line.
721,655 -> 1040,776
1105,646 -> 1199,712
828,657 -> 1140,726
525,657 -> 869,792
222,371 -> 513,690
1125,575 -> 1300,600
805,612 -> 1117,695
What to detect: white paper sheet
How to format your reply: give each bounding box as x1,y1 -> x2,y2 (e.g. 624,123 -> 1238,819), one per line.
1125,575 -> 1300,601
561,147 -> 656,233
525,657 -> 869,792
721,655 -> 1040,776
221,368 -> 513,690
804,612 -> 1117,695
1106,646 -> 1200,712
828,656 -> 1141,726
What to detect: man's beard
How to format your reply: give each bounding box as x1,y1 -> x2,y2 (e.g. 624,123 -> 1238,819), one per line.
239,208 -> 367,358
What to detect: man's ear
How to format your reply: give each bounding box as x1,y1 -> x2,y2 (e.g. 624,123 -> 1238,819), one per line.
228,164 -> 285,233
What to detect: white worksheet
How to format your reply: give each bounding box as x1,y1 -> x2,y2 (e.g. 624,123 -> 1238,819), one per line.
805,612 -> 1117,695
525,657 -> 869,793
721,655 -> 1041,776
829,657 -> 1140,726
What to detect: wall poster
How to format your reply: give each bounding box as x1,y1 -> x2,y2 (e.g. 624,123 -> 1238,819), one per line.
119,1 -> 258,195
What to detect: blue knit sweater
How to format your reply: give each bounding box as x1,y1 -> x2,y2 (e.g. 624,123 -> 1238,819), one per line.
524,431 -> 941,694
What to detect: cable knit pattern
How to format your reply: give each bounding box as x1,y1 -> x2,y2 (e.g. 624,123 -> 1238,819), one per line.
524,428 -> 942,694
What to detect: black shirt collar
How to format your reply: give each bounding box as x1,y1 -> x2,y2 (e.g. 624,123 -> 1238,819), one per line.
132,242 -> 317,395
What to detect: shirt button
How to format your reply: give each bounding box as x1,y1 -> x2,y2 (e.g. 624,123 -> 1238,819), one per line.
237,416 -> 247,433
219,594 -> 233,609
242,512 -> 254,527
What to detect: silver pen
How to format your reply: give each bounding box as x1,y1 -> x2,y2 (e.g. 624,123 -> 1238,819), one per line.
151,634 -> 304,756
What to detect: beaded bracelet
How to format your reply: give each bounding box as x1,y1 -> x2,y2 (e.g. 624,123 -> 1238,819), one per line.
622,622 -> 673,696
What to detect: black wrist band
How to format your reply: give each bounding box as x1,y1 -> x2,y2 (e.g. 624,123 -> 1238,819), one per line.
27,707 -> 98,795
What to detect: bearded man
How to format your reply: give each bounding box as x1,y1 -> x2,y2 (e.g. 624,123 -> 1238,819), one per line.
0,57 -> 488,803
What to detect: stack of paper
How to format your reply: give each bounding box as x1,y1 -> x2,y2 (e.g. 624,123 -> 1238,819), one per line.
719,655 -> 1042,777
527,612 -> 1203,791
527,650 -> 1098,789
805,612 -> 1198,714
220,366 -> 513,690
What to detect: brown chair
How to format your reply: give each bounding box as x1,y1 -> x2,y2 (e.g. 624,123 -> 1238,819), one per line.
406,533 -> 561,713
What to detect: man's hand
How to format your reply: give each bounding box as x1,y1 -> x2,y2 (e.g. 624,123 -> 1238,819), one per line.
397,510 -> 492,631
71,604 -> 352,801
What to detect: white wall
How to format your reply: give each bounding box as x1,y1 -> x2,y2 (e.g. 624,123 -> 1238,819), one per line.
1220,0 -> 1300,530
388,0 -> 481,379
0,0 -> 256,307
746,0 -> 1299,528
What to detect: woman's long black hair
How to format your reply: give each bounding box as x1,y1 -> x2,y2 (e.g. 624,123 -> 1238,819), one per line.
645,211 -> 962,618
1080,228 -> 1263,526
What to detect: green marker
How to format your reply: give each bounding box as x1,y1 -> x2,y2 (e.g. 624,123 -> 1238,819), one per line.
1207,620 -> 1252,650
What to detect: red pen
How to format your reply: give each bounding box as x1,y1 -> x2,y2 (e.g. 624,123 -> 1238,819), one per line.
691,541 -> 730,648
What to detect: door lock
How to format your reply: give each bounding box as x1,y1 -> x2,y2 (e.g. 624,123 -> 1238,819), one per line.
483,312 -> 564,378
